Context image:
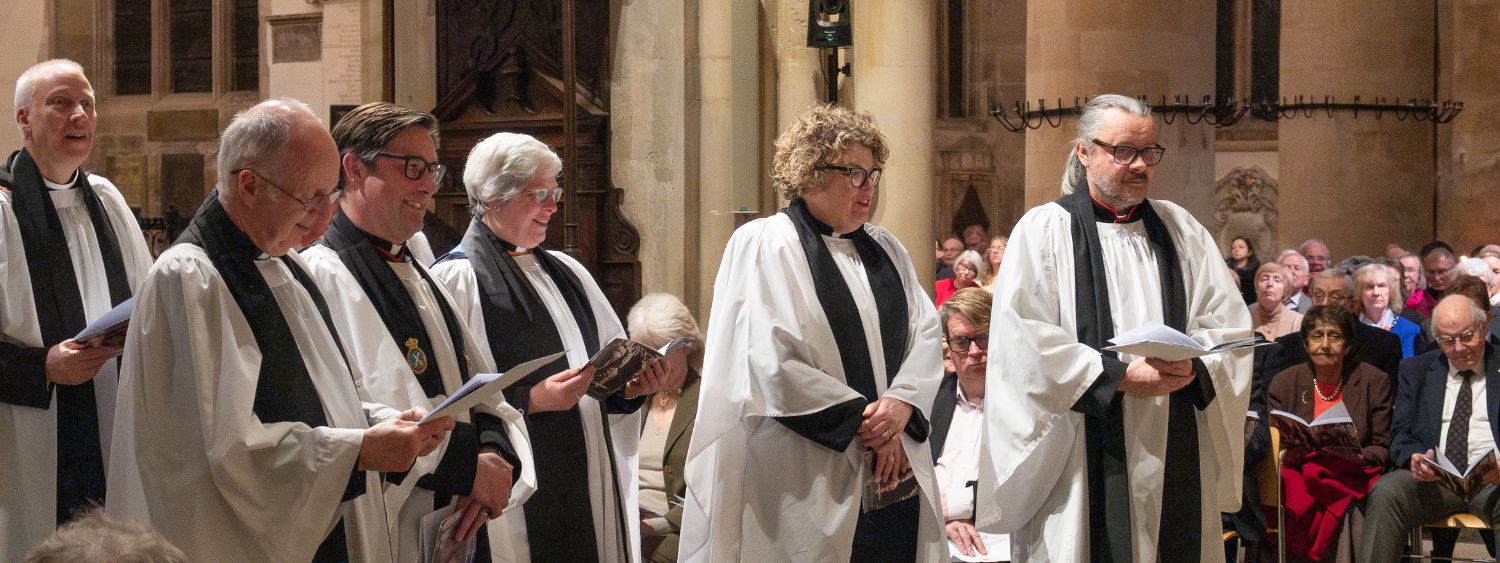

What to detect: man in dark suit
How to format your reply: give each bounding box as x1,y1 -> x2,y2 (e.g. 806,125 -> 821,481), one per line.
1261,269 -> 1403,387
931,287 -> 1006,561
1358,295 -> 1500,562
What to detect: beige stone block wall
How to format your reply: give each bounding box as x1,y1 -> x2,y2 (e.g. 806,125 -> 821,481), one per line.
1278,1 -> 1434,258
0,0 -> 49,153
1436,0 -> 1500,251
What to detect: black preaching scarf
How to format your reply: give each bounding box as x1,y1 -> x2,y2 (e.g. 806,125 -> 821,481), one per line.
1058,188 -> 1215,563
781,199 -> 927,563
176,195 -> 365,559
449,217 -> 637,562
0,149 -> 130,525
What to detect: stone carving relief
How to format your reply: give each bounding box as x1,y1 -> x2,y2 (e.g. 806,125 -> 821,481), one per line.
1211,165 -> 1280,258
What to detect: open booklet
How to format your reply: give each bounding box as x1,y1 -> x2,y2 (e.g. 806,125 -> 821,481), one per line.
73,297 -> 135,348
1425,448 -> 1498,498
1103,321 -> 1268,362
860,449 -> 919,513
419,351 -> 567,424
1270,401 -> 1361,455
584,336 -> 695,401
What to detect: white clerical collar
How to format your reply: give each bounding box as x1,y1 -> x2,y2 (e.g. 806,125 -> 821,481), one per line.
43,171 -> 79,191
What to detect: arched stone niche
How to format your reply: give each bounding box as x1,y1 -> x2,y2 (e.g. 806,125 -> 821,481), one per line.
1211,165 -> 1280,259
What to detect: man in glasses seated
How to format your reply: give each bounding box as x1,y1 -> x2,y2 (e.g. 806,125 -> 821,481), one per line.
978,94 -> 1252,562
1261,269 -> 1403,390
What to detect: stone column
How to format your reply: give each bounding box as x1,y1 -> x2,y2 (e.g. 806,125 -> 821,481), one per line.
1436,1 -> 1500,250
847,0 -> 937,281
1278,2 -> 1433,256
1022,2 -> 1217,223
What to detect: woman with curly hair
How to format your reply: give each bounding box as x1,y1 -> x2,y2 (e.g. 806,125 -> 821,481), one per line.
682,104 -> 946,562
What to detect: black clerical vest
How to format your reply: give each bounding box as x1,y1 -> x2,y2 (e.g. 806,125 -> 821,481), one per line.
0,149 -> 131,525
442,218 -> 637,562
1058,189 -> 1214,563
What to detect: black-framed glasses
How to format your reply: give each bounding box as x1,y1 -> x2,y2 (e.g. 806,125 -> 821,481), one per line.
1436,330 -> 1483,349
528,188 -> 564,204
816,164 -> 883,189
947,334 -> 990,354
1091,139 -> 1166,166
236,168 -> 341,212
375,152 -> 446,184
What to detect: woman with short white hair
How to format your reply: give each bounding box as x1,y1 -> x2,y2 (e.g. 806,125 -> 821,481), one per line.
432,132 -> 668,563
935,250 -> 987,306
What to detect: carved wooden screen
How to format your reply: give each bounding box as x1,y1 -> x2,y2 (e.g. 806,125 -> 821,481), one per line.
431,1 -> 641,320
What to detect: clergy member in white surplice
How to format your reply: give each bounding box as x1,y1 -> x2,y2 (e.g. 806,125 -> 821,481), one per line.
431,132 -> 668,563
680,104 -> 947,563
304,102 -> 535,562
106,99 -> 453,562
976,94 -> 1252,562
0,59 -> 153,561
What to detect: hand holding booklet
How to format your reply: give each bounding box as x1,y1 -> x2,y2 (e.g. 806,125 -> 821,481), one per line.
420,351 -> 566,424
1424,448 -> 1498,498
1103,321 -> 1267,362
584,336 -> 695,401
73,297 -> 135,348
1270,401 -> 1361,456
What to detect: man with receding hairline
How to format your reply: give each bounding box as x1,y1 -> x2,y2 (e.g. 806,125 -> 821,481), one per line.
0,59 -> 153,561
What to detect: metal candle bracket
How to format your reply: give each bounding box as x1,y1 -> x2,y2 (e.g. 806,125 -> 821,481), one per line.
989,95 -> 1464,132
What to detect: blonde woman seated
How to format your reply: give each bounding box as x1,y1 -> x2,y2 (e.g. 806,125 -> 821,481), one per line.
978,236 -> 1007,288
627,293 -> 704,563
1250,262 -> 1304,340
935,250 -> 986,306
1353,263 -> 1421,358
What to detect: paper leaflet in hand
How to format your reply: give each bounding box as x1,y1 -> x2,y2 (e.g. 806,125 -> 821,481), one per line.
1270,401 -> 1361,455
860,449 -> 919,513
1427,447 -> 1498,498
73,296 -> 135,348
420,351 -> 566,423
1103,321 -> 1268,362
584,336 -> 696,400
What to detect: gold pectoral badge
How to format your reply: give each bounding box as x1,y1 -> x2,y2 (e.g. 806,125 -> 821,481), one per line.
405,337 -> 429,376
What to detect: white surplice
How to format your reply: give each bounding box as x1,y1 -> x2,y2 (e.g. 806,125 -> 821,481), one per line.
432,250 -> 641,563
977,200 -> 1252,562
679,215 -> 947,563
106,247 -> 403,562
301,246 -> 536,562
0,175 -> 152,561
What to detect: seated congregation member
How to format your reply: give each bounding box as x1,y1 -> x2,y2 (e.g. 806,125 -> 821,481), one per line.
1280,250 -> 1314,313
935,250 -> 986,306
1250,262 -> 1304,341
1360,295 -> 1500,562
1267,305 -> 1392,561
302,102 -> 534,561
431,132 -> 668,563
682,104 -> 946,562
1355,263 -> 1421,358
627,293 -> 703,563
934,288 -> 1009,562
1262,269 -> 1403,390
106,99 -> 453,561
978,236 -> 1007,288
1227,236 -> 1261,306
24,510 -> 185,563
0,60 -> 154,560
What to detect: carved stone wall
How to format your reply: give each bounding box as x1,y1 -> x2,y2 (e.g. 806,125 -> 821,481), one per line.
1211,165 -> 1279,258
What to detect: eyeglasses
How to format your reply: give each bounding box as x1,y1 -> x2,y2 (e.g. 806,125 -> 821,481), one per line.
528,188 -> 564,204
1091,139 -> 1166,166
947,334 -> 990,354
816,164 -> 883,189
375,152 -> 446,185
236,169 -> 341,212
1436,330 -> 1482,349
1310,290 -> 1351,303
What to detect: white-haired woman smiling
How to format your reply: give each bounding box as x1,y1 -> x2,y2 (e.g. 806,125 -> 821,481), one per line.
626,293 -> 704,563
432,132 -> 668,563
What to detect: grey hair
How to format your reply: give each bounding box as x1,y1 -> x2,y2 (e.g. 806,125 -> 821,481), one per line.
954,249 -> 987,279
1277,250 -> 1308,269
1311,268 -> 1354,295
14,59 -> 84,112
217,98 -> 319,190
1353,262 -> 1404,314
463,132 -> 561,218
1060,94 -> 1152,195
1436,293 -> 1490,333
626,293 -> 704,372
1454,257 -> 1494,285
